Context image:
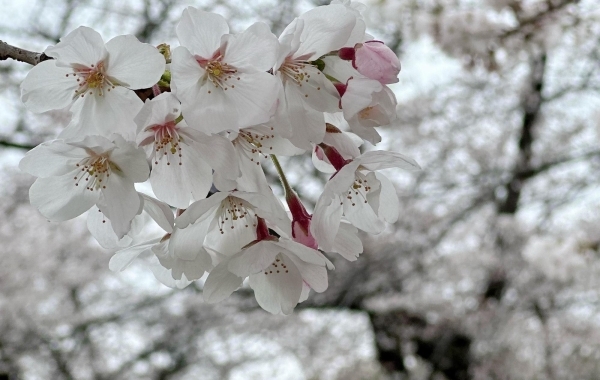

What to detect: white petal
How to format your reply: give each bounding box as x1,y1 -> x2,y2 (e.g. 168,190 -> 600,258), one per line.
182,129 -> 240,181
324,160 -> 361,195
332,222 -> 362,261
342,78 -> 383,118
29,172 -> 99,221
278,18 -> 303,64
150,141 -> 213,208
147,251 -> 194,289
135,92 -> 181,133
176,7 -> 228,58
204,211 -> 257,256
285,93 -> 326,150
357,150 -> 421,171
262,134 -> 305,156
19,140 -> 87,178
294,4 -> 357,59
110,138 -> 150,183
106,35 -> 165,89
182,71 -> 279,134
299,282 -> 311,303
203,259 -> 244,303
343,194 -> 384,234
248,255 -> 303,315
347,116 -> 382,145
59,114 -> 101,140
322,127 -> 361,159
275,239 -> 327,266
372,172 -> 400,224
169,221 -> 212,263
87,206 -> 134,249
175,192 -> 227,228
68,86 -> 142,141
322,55 -> 360,83
20,61 -> 78,113
224,22 -> 278,71
140,193 -> 174,233
109,238 -> 160,272
234,149 -> 271,194
171,46 -> 205,104
310,194 -> 342,252
169,248 -> 211,281
284,252 -> 328,293
98,173 -> 140,239
66,134 -> 115,152
45,26 -> 107,67
293,65 -> 340,113
227,241 -> 280,277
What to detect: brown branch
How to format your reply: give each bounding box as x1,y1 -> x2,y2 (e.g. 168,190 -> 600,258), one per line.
0,40 -> 51,66
0,140 -> 36,150
500,0 -> 579,40
498,52 -> 546,214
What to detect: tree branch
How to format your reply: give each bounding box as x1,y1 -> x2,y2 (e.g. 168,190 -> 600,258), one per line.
0,140 -> 36,150
498,52 -> 546,214
0,41 -> 50,66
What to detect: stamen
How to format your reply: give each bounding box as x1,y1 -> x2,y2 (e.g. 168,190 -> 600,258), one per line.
73,154 -> 111,191
70,61 -> 114,99
216,196 -> 257,235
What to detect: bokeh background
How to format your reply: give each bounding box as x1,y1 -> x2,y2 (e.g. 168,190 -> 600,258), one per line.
1,0 -> 600,379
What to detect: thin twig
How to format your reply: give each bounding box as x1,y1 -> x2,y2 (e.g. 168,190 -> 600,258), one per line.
0,40 -> 50,66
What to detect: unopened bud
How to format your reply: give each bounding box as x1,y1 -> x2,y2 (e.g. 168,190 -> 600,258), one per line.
157,43 -> 171,62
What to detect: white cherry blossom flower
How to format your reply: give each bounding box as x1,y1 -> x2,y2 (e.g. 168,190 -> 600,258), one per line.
322,57 -> 398,144
171,8 -> 280,135
274,3 -> 358,149
109,194 -> 213,287
214,122 -> 303,194
311,149 -> 420,252
339,77 -> 397,144
203,218 -> 333,315
20,26 -> 165,140
19,134 -> 149,238
135,92 -> 239,207
175,190 -> 291,256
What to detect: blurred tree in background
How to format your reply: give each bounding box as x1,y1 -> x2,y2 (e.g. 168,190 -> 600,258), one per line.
1,0 -> 599,379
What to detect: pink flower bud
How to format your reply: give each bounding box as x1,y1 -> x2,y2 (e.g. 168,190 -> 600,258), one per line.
292,220 -> 318,249
353,41 -> 401,85
286,192 -> 318,249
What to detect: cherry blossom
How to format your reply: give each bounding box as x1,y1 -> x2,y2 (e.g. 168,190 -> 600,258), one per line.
13,4 -> 421,314
338,76 -> 398,144
339,41 -> 401,84
203,218 -> 333,315
311,148 -> 420,252
274,4 -> 358,149
20,26 -> 165,140
213,122 -> 303,194
109,194 -> 213,287
171,7 -> 280,135
175,190 -> 292,255
135,92 -> 238,207
19,134 -> 149,238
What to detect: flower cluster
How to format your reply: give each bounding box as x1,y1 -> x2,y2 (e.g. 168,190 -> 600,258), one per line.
18,1 -> 419,315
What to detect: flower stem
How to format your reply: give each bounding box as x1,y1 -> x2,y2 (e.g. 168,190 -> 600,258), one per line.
270,154 -> 293,197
